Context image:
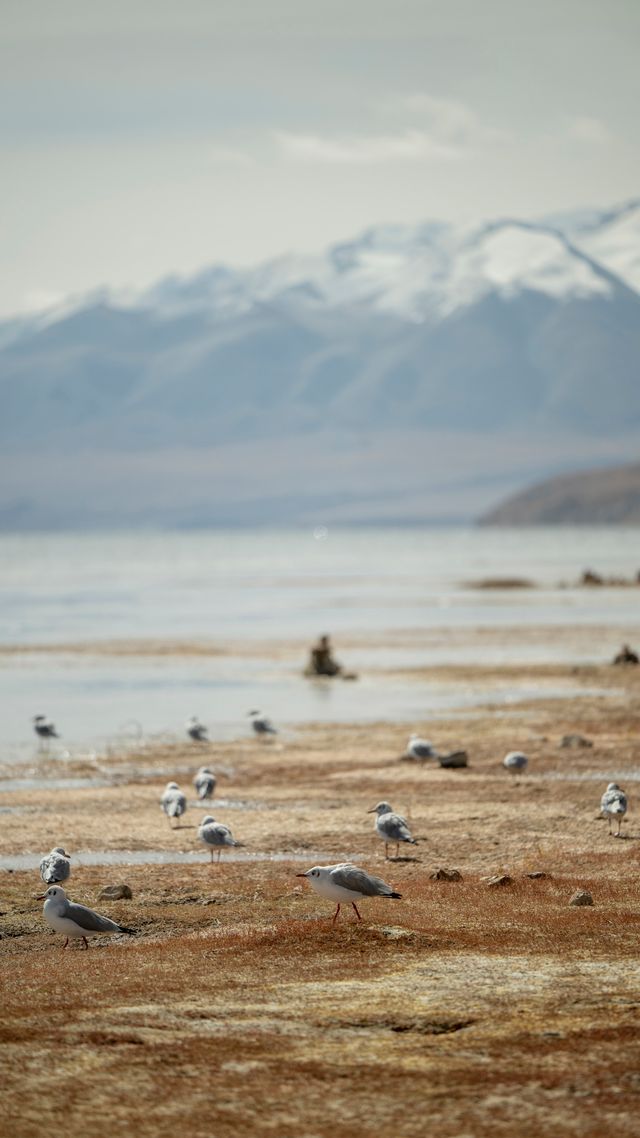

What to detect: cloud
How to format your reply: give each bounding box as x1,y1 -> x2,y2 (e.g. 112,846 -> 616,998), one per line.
275,93 -> 508,165
565,115 -> 612,144
274,127 -> 461,164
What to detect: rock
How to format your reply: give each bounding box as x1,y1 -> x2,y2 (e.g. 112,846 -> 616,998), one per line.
98,884 -> 133,901
560,733 -> 593,749
439,751 -> 468,769
430,868 -> 463,882
487,874 -> 513,888
524,871 -> 549,880
613,643 -> 639,665
569,889 -> 594,906
377,926 -> 418,942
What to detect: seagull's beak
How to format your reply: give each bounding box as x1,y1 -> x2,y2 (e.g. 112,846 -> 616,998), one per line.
366,807 -> 377,814
295,872 -> 309,878
35,893 -> 47,900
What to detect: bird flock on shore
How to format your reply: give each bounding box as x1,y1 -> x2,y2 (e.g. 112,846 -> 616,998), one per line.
29,711 -> 630,947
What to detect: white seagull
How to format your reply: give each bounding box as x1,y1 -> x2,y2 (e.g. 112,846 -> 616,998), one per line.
503,751 -> 528,775
296,863 -> 402,923
186,716 -> 208,743
406,733 -> 437,760
248,709 -> 277,737
39,846 -> 71,885
161,782 -> 187,827
198,814 -> 241,863
37,886 -> 135,949
33,715 -> 59,745
193,766 -> 217,801
367,801 -> 417,859
600,782 -> 628,836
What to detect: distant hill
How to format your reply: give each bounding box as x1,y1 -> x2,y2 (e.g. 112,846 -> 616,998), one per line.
479,462 -> 640,525
2,200 -> 640,528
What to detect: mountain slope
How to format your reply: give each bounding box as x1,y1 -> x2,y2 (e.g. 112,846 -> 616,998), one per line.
2,202 -> 640,528
479,462 -> 640,525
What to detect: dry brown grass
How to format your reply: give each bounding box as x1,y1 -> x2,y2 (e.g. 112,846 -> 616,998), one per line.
3,658 -> 640,1136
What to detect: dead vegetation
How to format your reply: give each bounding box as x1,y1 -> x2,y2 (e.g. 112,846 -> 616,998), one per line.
3,659 -> 640,1136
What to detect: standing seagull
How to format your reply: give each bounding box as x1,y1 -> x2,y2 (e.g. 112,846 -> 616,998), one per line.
33,715 -> 59,748
406,733 -> 437,761
367,801 -> 417,859
296,863 -> 402,923
600,782 -> 628,836
248,710 -> 277,737
161,782 -> 187,827
198,814 -> 241,864
186,716 -> 208,743
503,751 -> 528,775
36,886 -> 135,949
39,847 -> 71,885
193,765 -> 216,801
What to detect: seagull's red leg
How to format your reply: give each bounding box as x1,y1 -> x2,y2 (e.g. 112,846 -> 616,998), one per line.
62,938 -> 69,949
385,843 -> 389,859
82,937 -> 89,949
332,903 -> 341,923
352,903 -> 362,921
217,849 -> 222,864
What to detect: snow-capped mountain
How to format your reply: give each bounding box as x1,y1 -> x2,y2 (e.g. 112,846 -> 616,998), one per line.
1,200 -> 640,529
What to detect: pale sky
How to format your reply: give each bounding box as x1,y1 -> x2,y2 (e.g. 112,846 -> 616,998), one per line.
2,0 -> 639,315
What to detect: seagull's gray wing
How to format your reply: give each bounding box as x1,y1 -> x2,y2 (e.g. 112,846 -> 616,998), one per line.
410,741 -> 435,758
330,865 -> 397,897
379,813 -> 413,841
201,823 -> 235,847
65,901 -> 123,934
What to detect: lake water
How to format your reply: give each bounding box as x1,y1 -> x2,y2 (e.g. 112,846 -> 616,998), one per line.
1,527 -> 639,760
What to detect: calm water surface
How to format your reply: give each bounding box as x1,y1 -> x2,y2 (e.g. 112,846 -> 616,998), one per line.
1,527 -> 638,758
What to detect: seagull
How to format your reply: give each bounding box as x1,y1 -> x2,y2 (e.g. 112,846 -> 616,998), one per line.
39,847 -> 71,885
503,751 -> 528,775
186,716 -> 208,743
406,733 -> 437,760
36,886 -> 135,949
193,766 -> 216,801
600,782 -> 628,836
198,814 -> 241,863
161,782 -> 187,827
367,802 -> 417,859
33,715 -> 59,746
248,709 -> 277,737
296,863 -> 402,923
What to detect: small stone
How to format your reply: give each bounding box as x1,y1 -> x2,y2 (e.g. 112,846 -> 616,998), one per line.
560,734 -> 593,749
487,874 -> 513,887
524,871 -> 549,879
570,889 -> 593,907
98,884 -> 133,901
377,926 -> 417,941
438,751 -> 468,769
430,868 -> 463,882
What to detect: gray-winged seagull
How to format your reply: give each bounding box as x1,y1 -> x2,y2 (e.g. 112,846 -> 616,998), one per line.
406,733 -> 437,760
193,766 -> 216,801
198,814 -> 241,863
161,781 -> 187,826
186,716 -> 208,743
296,863 -> 402,922
368,801 -> 417,859
39,847 -> 71,885
600,782 -> 628,836
503,751 -> 528,775
37,886 -> 135,949
248,710 -> 277,736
